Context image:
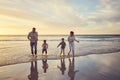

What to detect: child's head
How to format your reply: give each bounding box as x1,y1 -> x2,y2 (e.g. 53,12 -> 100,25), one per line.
70,31 -> 74,36
43,40 -> 46,43
61,38 -> 64,41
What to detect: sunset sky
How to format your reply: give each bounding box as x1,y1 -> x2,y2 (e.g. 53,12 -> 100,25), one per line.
0,0 -> 120,35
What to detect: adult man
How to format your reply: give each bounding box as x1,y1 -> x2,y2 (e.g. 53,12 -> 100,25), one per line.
27,27 -> 38,56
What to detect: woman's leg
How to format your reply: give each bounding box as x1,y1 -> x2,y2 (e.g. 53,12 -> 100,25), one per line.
68,43 -> 72,55
71,43 -> 75,56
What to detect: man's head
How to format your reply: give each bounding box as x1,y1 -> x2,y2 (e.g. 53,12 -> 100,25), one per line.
32,27 -> 36,32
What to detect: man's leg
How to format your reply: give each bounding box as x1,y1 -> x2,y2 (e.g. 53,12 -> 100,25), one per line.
30,42 -> 34,55
34,42 -> 37,55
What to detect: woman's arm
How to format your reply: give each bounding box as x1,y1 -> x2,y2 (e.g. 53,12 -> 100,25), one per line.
74,36 -> 79,43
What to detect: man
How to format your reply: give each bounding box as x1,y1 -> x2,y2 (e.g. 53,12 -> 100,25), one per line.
27,27 -> 38,56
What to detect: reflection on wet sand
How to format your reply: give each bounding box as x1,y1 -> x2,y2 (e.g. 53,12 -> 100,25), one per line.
68,56 -> 79,80
57,57 -> 66,75
26,53 -> 120,80
28,60 -> 38,80
42,58 -> 48,73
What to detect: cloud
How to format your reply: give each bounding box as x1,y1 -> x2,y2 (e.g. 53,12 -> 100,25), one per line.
88,0 -> 120,24
0,0 -> 120,34
0,0 -> 86,27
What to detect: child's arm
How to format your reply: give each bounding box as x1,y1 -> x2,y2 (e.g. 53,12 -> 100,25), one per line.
57,43 -> 61,48
65,42 -> 66,47
42,44 -> 44,48
47,44 -> 48,49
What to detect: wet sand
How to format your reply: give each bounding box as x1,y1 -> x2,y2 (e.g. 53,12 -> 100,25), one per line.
0,52 -> 120,80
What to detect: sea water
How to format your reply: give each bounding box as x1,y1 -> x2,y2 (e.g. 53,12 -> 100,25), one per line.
0,35 -> 120,66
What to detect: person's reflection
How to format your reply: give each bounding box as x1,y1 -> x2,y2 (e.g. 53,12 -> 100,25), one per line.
68,56 -> 79,80
57,57 -> 66,75
28,60 -> 38,80
42,58 -> 48,73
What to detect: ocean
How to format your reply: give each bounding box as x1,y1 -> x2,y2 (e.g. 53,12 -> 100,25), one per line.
0,35 -> 120,66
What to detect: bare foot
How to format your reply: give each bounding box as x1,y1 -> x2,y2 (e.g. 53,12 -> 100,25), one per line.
34,54 -> 37,57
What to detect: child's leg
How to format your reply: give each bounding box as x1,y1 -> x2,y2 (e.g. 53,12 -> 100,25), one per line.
60,48 -> 62,54
63,48 -> 65,55
45,49 -> 47,54
42,49 -> 44,55
59,48 -> 62,56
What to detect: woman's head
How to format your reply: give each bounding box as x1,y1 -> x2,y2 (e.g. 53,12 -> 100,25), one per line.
70,31 -> 74,36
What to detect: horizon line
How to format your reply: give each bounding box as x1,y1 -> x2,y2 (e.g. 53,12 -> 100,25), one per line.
0,33 -> 120,36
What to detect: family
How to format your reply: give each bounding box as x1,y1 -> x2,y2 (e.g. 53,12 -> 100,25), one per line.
27,27 -> 79,57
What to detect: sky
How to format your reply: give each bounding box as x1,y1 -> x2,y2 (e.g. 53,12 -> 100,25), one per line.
0,0 -> 120,35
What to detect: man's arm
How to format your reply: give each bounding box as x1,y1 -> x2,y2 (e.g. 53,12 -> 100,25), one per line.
27,32 -> 30,40
68,36 -> 70,42
36,32 -> 38,41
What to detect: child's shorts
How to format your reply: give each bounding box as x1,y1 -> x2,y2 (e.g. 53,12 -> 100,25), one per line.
42,49 -> 47,54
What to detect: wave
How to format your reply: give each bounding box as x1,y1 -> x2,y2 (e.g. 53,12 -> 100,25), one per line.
0,39 -> 119,42
0,48 -> 120,67
0,35 -> 120,41
0,47 -> 12,50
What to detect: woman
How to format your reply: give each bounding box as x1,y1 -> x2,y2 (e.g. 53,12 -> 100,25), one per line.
68,31 -> 79,56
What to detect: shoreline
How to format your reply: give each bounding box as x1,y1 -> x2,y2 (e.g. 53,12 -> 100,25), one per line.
0,52 -> 120,67
0,52 -> 120,80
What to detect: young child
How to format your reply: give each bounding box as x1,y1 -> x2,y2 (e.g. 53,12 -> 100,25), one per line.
68,31 -> 79,56
42,40 -> 48,55
57,38 -> 66,56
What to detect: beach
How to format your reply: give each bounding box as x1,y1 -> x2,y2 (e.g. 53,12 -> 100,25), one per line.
0,52 -> 120,80
0,35 -> 120,80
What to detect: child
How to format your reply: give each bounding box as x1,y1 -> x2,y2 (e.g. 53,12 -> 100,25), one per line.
68,31 -> 79,56
57,38 -> 66,56
42,40 -> 48,55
